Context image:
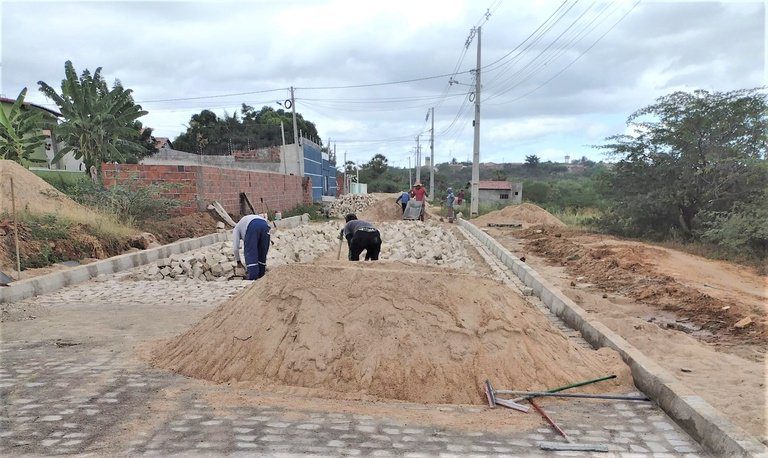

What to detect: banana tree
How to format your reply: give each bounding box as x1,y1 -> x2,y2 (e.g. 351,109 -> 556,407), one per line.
0,88 -> 48,166
38,61 -> 148,185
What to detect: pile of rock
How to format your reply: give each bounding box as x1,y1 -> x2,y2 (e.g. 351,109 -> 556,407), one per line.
268,221 -> 339,266
378,221 -> 475,270
145,250 -> 236,282
328,194 -> 377,218
140,222 -> 343,281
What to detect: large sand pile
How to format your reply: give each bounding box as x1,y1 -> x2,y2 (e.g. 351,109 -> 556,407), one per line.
0,160 -> 95,218
473,203 -> 565,228
358,194 -> 407,222
153,262 -> 629,404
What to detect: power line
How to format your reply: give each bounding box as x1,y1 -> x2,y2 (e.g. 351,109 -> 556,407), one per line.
136,87 -> 288,103
487,0 -> 641,106
481,0 -> 573,74
483,0 -> 606,96
485,1 -> 615,101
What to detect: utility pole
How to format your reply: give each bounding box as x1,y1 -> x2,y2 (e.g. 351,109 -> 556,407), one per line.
470,26 -> 482,217
290,86 -> 301,175
408,155 -> 412,187
343,149 -> 347,195
415,135 -> 421,183
429,107 -> 435,200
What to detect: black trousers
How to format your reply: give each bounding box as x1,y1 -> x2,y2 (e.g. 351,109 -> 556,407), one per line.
347,228 -> 381,261
400,202 -> 407,213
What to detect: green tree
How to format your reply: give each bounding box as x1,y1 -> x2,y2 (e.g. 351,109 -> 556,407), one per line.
0,88 -> 48,166
364,153 -> 388,176
38,61 -> 148,183
597,88 -> 767,239
524,154 -> 540,167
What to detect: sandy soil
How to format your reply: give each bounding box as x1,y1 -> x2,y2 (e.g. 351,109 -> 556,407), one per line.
516,226 -> 767,352
0,160 -> 98,219
486,226 -> 767,440
139,212 -> 219,244
152,262 -> 631,405
472,203 -> 565,228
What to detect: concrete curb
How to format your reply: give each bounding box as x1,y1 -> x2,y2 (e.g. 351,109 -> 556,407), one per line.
0,232 -> 230,304
458,218 -> 767,457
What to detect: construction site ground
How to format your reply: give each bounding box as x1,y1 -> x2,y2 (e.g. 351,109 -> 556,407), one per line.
483,224 -> 767,441
0,195 -> 711,456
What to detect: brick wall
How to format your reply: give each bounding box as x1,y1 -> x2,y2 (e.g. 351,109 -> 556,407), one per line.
102,163 -> 306,216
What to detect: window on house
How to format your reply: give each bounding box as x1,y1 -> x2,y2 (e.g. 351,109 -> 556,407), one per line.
514,191 -> 519,195
499,193 -> 509,199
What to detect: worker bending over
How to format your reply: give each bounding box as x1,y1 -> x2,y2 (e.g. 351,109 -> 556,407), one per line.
233,213 -> 271,280
339,213 -> 382,261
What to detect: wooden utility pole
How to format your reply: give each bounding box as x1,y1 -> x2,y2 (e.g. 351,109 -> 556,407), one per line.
10,177 -> 21,280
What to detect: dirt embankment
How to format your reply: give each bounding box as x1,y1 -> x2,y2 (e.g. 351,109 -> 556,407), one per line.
139,212 -> 219,244
152,262 -> 630,405
519,227 -> 768,349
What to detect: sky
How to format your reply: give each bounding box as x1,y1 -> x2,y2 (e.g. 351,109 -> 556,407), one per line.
1,0 -> 765,168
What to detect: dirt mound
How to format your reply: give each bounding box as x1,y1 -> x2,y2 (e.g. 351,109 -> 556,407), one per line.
358,194 -> 406,222
473,203 -> 565,228
153,262 -> 629,404
140,212 -> 218,244
522,228 -> 767,348
0,160 -> 98,219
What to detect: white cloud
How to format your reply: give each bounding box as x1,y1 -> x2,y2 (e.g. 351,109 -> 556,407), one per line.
1,0 -> 763,166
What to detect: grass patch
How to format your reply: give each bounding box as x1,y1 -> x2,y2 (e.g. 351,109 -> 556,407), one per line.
545,207 -> 601,229
2,211 -> 129,270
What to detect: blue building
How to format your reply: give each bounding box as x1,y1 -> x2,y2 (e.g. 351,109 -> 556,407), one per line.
302,140 -> 337,201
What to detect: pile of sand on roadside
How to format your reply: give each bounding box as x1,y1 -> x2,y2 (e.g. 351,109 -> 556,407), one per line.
152,262 -> 630,405
0,160 -> 100,220
358,194 -> 407,222
473,203 -> 565,228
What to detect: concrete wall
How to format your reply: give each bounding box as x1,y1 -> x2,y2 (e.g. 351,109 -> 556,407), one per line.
142,147 -> 283,173
102,163 -> 311,216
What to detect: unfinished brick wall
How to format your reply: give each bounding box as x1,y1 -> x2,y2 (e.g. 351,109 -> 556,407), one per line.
102,163 -> 307,216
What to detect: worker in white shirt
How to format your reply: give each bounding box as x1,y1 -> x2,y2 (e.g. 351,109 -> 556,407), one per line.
233,213 -> 271,280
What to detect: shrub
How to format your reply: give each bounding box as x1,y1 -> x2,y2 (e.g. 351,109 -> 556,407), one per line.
41,175 -> 180,225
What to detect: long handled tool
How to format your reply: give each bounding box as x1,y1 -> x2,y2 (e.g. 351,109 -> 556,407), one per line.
497,391 -> 649,402
529,398 -> 609,453
510,374 -> 616,403
483,380 -> 529,413
336,234 -> 343,260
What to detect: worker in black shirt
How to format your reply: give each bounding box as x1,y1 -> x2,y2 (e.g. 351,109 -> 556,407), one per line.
339,213 -> 382,261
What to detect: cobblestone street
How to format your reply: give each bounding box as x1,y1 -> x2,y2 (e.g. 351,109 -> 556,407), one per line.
1,259 -> 707,456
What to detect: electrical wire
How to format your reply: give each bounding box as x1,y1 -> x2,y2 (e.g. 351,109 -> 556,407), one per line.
482,0 -> 587,89
487,0 -> 640,106
136,87 -> 288,103
484,0 -> 610,97
485,1 -> 615,100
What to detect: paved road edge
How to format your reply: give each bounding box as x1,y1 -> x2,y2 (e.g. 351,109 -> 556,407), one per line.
0,232 -> 229,304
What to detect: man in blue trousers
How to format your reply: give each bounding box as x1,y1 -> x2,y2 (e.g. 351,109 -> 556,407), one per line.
233,213 -> 271,280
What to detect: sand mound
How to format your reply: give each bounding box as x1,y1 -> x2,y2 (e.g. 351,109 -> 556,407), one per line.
0,160 -> 98,220
153,262 -> 629,404
358,194 -> 405,222
473,203 -> 565,228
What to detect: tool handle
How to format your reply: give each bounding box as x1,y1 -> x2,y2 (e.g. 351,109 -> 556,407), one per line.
511,374 -> 616,403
